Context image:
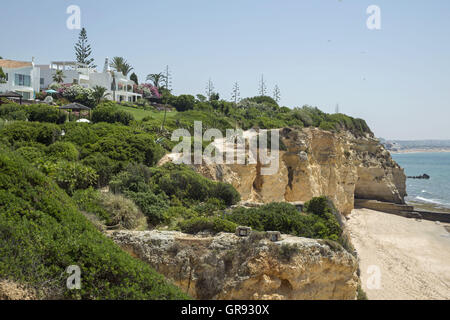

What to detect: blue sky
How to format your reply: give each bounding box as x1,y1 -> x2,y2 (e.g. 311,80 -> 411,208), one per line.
2,0 -> 450,139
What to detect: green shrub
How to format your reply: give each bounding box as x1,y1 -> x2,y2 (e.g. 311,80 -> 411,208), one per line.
164,206 -> 198,221
47,161 -> 98,195
46,141 -> 79,161
178,217 -> 238,234
61,122 -> 100,146
99,193 -> 147,230
81,153 -> 116,187
92,105 -> 134,125
72,188 -> 112,225
304,196 -> 329,218
170,94 -> 196,112
0,121 -> 61,146
125,191 -> 170,226
319,121 -> 337,131
212,183 -> 241,206
27,105 -> 66,124
357,285 -> 369,300
14,146 -> 45,163
149,163 -> 240,206
226,201 -> 343,242
192,198 -> 226,217
0,149 -> 188,299
0,103 -> 66,123
91,133 -> 165,167
0,104 -> 28,120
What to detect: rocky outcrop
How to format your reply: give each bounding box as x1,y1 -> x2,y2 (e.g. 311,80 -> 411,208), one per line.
162,127 -> 406,215
110,230 -> 359,300
0,280 -> 37,300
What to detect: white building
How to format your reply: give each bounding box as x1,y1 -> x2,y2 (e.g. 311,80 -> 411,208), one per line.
0,58 -> 41,100
38,61 -> 91,89
37,58 -> 142,103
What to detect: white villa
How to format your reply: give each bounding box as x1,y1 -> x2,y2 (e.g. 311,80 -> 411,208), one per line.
0,58 -> 41,100
37,58 -> 142,103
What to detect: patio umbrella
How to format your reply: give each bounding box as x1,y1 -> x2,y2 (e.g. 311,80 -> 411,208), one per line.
76,119 -> 91,123
45,89 -> 58,94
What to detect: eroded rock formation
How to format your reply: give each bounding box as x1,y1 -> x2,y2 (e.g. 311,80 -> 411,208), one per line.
161,127 -> 406,215
110,230 -> 359,300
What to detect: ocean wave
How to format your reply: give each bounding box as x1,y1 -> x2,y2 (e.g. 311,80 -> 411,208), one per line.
415,196 -> 444,205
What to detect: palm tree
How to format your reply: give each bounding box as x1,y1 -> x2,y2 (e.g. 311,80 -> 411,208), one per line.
53,70 -> 65,83
110,57 -> 133,77
146,73 -> 165,89
0,67 -> 6,84
92,86 -> 110,105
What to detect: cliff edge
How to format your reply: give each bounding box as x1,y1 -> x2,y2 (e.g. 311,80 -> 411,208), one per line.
110,230 -> 359,300
162,127 -> 406,215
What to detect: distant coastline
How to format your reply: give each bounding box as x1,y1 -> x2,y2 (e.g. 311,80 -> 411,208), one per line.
390,148 -> 450,154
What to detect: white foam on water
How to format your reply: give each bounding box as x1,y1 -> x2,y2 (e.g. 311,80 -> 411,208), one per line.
415,196 -> 443,205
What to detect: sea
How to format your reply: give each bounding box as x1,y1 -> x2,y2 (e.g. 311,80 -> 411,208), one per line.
392,152 -> 450,211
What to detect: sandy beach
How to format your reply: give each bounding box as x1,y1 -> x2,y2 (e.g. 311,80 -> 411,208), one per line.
347,209 -> 450,300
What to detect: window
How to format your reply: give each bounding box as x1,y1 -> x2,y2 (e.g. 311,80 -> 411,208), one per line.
16,91 -> 31,100
5,73 -> 8,81
40,78 -> 44,86
15,74 -> 31,87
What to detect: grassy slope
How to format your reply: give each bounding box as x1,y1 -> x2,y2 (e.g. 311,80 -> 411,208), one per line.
115,105 -> 178,121
0,148 -> 189,300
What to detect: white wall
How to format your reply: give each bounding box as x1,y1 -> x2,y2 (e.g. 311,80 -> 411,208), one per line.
38,65 -> 85,89
0,65 -> 40,100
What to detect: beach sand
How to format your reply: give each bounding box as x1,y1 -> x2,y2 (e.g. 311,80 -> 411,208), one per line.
347,209 -> 450,300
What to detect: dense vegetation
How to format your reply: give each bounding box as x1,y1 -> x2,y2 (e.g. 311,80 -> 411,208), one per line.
226,198 -> 343,242
156,93 -> 372,137
0,93 -> 366,299
0,149 -> 188,299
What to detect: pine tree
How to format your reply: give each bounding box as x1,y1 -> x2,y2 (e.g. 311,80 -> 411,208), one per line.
75,28 -> 96,68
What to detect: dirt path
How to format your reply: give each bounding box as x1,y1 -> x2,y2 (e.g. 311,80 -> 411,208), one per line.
347,209 -> 450,300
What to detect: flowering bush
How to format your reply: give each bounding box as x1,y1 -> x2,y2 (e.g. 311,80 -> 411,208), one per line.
49,84 -> 96,108
35,92 -> 47,101
134,84 -> 161,98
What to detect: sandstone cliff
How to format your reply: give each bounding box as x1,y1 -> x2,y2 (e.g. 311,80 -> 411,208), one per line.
161,127 -> 406,215
110,230 -> 359,300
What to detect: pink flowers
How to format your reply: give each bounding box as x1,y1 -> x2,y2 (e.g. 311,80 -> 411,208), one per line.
135,83 -> 161,98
